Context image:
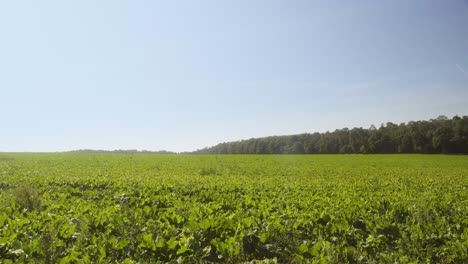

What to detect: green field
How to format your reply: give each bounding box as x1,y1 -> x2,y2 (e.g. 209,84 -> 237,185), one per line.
0,154 -> 467,263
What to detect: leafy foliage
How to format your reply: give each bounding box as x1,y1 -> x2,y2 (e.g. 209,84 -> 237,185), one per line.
194,115 -> 468,154
0,154 -> 467,263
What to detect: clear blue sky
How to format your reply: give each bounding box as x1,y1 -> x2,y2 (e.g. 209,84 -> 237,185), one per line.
1,0 -> 468,152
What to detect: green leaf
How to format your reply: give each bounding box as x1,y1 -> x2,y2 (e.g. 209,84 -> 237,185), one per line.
167,237 -> 178,250
311,242 -> 323,257
176,245 -> 188,255
298,243 -> 309,254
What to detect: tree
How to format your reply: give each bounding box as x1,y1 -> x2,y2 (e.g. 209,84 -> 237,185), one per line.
193,115 -> 468,154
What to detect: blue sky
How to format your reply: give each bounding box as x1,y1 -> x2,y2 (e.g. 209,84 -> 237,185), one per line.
1,0 -> 468,152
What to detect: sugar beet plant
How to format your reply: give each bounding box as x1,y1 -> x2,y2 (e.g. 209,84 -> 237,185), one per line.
0,153 -> 467,263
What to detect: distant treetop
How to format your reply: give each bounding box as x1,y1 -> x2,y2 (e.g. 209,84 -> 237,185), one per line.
193,115 -> 468,154
68,149 -> 176,154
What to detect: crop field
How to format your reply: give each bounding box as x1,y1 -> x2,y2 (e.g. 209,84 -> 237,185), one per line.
0,154 -> 467,263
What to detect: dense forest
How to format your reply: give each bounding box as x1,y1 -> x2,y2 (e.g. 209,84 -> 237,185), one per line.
194,115 -> 468,154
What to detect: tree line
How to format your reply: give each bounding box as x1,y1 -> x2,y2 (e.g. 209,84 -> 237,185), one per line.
193,115 -> 468,154
69,149 -> 176,154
